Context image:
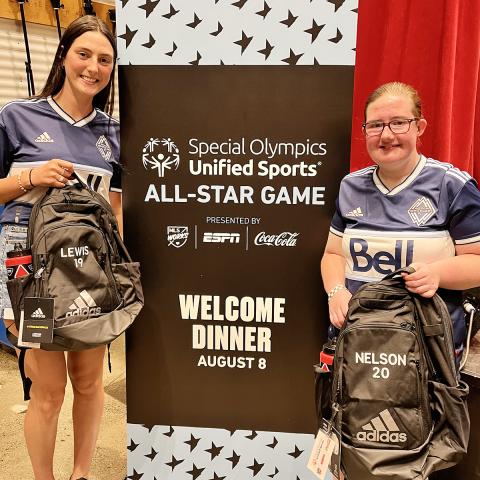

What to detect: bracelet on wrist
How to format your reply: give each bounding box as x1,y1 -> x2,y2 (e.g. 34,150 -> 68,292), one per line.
327,284 -> 347,302
16,173 -> 28,193
28,168 -> 35,188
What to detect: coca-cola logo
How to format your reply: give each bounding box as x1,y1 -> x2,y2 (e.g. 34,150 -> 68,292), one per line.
254,231 -> 299,247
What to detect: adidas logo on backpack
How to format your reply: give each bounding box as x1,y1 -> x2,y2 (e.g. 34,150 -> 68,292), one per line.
66,290 -> 101,317
356,409 -> 407,444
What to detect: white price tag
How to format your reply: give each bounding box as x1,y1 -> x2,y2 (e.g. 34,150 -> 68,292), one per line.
307,428 -> 337,479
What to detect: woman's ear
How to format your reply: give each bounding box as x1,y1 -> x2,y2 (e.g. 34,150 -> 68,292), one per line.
417,118 -> 427,137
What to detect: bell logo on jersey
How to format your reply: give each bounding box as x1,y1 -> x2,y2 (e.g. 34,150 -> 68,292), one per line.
350,238 -> 414,275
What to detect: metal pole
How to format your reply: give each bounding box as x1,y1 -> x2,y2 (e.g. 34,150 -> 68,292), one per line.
49,0 -> 63,41
17,0 -> 35,96
84,0 -> 96,16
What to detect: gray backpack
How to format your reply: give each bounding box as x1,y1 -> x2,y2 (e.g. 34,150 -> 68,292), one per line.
330,269 -> 469,480
7,178 -> 143,352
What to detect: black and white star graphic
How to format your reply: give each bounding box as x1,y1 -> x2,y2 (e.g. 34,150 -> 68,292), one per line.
246,431 -> 258,440
234,31 -> 253,54
165,455 -> 184,471
267,437 -> 278,449
163,426 -> 174,437
187,13 -> 202,28
119,25 -> 138,48
166,42 -> 177,56
258,40 -> 274,59
282,49 -> 303,65
210,473 -> 226,480
305,20 -> 325,43
328,0 -> 345,12
268,466 -> 279,478
185,433 -> 201,451
329,28 -> 343,44
162,3 -> 179,18
280,10 -> 298,28
226,450 -> 241,468
127,470 -> 143,480
206,442 -> 224,459
142,424 -> 156,434
142,33 -> 156,49
288,445 -> 304,459
127,439 -> 139,452
232,0 -> 248,9
139,0 -> 160,17
256,1 -> 271,18
145,447 -> 158,461
186,464 -> 205,480
210,22 -> 223,36
247,459 -> 264,476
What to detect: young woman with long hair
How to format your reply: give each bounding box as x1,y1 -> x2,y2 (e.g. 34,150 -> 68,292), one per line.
0,16 -> 121,480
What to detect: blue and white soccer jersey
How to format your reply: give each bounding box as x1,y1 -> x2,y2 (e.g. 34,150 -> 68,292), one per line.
0,96 -> 121,224
331,155 -> 480,354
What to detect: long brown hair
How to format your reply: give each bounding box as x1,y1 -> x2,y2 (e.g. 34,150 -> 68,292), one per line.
38,15 -> 117,115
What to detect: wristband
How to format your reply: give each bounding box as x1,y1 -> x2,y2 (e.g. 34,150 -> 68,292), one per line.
327,284 -> 346,302
28,168 -> 35,188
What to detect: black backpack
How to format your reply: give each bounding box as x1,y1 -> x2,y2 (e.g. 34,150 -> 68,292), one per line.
7,178 -> 144,352
327,269 -> 469,480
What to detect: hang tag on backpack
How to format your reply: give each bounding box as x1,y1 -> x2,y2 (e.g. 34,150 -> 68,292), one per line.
307,421 -> 341,479
20,297 -> 55,344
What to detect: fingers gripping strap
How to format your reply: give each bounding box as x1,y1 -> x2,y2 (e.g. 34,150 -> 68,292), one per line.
382,266 -> 416,280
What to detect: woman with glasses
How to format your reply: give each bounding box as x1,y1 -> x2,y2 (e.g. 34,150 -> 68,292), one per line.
321,81 -> 480,364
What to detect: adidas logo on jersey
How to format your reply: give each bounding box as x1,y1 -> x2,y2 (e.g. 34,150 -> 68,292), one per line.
346,207 -> 364,217
66,290 -> 101,317
31,308 -> 46,319
34,132 -> 54,143
356,409 -> 407,444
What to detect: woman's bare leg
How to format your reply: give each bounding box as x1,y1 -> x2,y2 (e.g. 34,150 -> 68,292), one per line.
68,346 -> 106,479
24,349 -> 67,480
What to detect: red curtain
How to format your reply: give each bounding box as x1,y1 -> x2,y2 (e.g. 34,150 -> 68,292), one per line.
351,0 -> 480,181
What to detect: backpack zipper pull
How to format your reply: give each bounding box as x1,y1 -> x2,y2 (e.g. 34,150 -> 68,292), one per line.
327,402 -> 340,434
34,267 -> 45,278
34,258 -> 46,278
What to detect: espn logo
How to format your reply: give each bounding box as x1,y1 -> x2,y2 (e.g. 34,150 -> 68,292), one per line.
203,232 -> 240,244
356,409 -> 407,444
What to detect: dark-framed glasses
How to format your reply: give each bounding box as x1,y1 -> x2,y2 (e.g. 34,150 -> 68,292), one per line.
362,118 -> 419,137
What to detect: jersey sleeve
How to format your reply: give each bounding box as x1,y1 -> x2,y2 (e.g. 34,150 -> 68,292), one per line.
449,179 -> 480,244
330,196 -> 346,237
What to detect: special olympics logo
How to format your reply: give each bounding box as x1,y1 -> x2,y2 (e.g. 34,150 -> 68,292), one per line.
142,137 -> 180,178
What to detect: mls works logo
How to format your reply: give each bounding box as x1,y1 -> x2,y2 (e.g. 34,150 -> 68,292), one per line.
167,226 -> 189,248
142,137 -> 180,178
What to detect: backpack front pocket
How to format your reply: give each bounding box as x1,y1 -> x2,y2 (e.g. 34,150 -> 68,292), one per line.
338,324 -> 431,450
33,223 -> 119,319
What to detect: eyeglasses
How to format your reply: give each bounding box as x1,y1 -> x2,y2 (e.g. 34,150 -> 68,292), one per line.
362,118 -> 419,137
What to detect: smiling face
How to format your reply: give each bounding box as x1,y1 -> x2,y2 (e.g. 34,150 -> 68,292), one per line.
61,30 -> 114,106
364,93 -> 427,172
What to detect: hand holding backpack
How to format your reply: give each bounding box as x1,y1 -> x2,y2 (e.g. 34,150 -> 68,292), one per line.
7,174 -> 143,352
326,269 -> 469,480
